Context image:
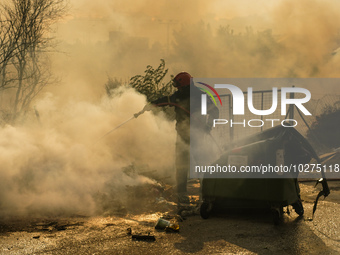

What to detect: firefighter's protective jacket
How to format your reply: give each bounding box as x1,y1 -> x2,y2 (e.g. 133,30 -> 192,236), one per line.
151,85 -> 218,143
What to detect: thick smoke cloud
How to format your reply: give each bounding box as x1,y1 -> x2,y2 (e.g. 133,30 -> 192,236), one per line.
271,0 -> 340,77
0,88 -> 175,217
53,0 -> 340,101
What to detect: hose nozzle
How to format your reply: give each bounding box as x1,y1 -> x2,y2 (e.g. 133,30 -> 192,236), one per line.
134,110 -> 145,118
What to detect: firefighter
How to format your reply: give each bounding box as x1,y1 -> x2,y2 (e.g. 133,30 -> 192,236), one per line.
139,72 -> 219,202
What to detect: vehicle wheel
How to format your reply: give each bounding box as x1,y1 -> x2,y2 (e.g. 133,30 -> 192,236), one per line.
271,206 -> 283,225
292,201 -> 304,216
200,202 -> 212,219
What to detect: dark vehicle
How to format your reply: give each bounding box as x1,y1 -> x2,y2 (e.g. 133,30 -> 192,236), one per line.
200,125 -> 330,224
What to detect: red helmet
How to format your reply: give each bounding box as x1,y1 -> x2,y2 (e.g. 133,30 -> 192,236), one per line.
173,72 -> 192,88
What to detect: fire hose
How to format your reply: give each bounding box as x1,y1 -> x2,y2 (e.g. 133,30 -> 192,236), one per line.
96,103 -> 223,153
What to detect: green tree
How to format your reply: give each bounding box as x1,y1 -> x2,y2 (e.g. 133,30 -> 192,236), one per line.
129,59 -> 174,102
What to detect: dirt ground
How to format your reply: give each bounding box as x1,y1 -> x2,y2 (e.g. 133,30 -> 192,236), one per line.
1,181 -> 340,255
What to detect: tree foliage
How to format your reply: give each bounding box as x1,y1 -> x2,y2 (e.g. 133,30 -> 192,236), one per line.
105,77 -> 123,98
129,59 -> 174,102
0,0 -> 66,122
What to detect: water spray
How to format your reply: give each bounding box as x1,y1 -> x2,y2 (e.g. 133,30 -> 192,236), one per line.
96,104 -> 222,154
95,109 -> 145,144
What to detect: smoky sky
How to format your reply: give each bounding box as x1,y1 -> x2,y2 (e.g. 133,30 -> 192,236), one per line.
53,0 -> 340,101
